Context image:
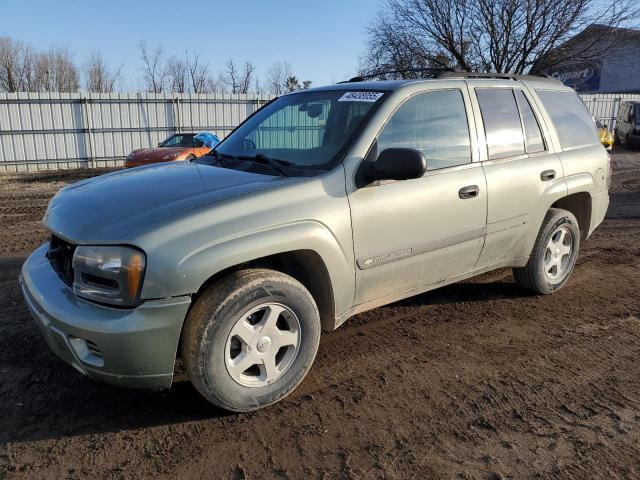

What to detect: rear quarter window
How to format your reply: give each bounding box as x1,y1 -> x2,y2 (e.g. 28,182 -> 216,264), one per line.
536,90 -> 599,149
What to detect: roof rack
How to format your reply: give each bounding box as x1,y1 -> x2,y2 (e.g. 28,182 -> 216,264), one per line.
340,69 -> 562,85
340,67 -> 456,83
437,71 -> 563,85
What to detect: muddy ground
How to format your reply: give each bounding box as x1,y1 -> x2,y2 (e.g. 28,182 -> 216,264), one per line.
0,151 -> 639,480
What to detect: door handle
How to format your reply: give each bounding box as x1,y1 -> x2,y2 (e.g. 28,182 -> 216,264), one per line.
540,169 -> 556,181
458,185 -> 479,199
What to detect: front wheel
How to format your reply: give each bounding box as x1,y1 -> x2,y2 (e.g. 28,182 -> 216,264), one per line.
513,208 -> 580,294
182,269 -> 321,412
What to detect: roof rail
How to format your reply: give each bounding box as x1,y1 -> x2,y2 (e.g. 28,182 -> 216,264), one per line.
339,69 -> 563,86
340,67 -> 456,83
436,71 -> 563,85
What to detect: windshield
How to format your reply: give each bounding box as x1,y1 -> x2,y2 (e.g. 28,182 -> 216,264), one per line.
211,90 -> 386,172
159,134 -> 195,147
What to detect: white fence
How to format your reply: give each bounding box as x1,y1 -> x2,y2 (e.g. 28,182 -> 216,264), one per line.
1,91 -> 639,172
0,92 -> 273,172
581,93 -> 640,129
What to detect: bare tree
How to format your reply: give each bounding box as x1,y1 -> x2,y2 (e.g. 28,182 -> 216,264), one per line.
33,48 -> 79,92
363,0 -> 639,76
84,50 -> 121,92
224,60 -> 254,94
185,51 -> 211,93
167,56 -> 188,93
302,80 -> 312,89
0,36 -> 35,92
206,72 -> 227,94
266,61 -> 292,95
139,41 -> 168,93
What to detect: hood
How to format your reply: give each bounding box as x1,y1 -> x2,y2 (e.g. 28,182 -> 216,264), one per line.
130,146 -> 188,162
44,162 -> 288,242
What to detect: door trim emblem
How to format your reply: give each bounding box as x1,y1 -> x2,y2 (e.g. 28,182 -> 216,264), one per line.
357,226 -> 486,270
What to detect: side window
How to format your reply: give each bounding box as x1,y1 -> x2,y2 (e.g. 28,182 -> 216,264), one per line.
476,89 -> 525,160
536,90 -> 599,149
514,90 -> 545,154
377,90 -> 471,171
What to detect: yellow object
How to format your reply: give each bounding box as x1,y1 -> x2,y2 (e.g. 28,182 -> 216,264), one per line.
596,120 -> 614,150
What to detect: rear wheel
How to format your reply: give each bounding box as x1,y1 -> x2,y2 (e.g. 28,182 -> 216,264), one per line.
182,269 -> 321,412
513,208 -> 580,294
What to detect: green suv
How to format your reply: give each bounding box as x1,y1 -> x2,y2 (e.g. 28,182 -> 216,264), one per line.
21,72 -> 610,411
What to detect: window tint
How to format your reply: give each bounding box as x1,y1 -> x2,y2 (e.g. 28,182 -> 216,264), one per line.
536,90 -> 599,149
514,90 -> 545,154
618,104 -> 628,122
476,89 -> 525,160
377,90 -> 471,171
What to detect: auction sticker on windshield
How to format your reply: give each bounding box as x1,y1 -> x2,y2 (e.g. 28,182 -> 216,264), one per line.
338,92 -> 384,102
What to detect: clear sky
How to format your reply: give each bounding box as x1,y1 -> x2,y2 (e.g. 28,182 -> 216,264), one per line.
0,0 -> 382,91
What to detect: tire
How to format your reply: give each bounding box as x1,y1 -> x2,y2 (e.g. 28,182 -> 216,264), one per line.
182,269 -> 321,412
513,208 -> 580,294
185,154 -> 196,162
626,133 -> 637,151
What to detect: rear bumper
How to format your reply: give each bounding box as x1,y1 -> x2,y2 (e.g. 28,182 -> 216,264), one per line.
20,244 -> 191,390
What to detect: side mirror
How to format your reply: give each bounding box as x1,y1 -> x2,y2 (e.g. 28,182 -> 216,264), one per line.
365,148 -> 427,182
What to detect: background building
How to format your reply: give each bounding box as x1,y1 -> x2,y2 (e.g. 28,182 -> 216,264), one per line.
534,25 -> 640,94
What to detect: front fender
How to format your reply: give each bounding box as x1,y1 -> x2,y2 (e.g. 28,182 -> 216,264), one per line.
146,220 -> 355,320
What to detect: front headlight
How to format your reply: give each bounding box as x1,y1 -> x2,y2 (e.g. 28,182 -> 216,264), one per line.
72,245 -> 146,307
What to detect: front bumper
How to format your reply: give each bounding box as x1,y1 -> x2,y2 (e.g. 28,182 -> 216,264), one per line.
20,244 -> 191,390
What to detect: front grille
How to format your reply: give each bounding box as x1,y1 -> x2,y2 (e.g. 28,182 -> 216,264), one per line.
47,235 -> 76,286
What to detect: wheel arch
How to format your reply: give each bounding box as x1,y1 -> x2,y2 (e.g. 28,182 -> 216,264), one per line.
552,191 -> 592,240
190,249 -> 337,333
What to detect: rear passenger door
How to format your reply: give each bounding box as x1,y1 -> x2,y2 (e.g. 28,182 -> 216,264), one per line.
466,81 -> 565,268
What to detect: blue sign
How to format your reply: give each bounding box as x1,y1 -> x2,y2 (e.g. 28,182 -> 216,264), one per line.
550,64 -> 601,93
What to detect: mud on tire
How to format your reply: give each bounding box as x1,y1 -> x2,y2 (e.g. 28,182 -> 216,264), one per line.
181,269 -> 321,412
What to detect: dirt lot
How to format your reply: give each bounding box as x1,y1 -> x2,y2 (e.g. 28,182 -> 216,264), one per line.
1,151 -> 639,480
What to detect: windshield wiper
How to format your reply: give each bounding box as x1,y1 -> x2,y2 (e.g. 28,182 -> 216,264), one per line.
205,151 -> 292,177
233,153 -> 292,177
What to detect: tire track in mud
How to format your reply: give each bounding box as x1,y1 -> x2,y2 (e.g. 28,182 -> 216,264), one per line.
1,156 -> 640,480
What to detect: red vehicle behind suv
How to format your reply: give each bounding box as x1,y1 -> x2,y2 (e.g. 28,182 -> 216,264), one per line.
125,132 -> 220,168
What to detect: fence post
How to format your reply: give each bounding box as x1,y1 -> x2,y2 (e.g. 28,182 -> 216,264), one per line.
174,95 -> 181,133
81,93 -> 95,168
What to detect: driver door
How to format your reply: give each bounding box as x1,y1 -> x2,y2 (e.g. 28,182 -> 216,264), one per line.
348,88 -> 487,306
